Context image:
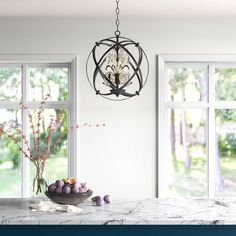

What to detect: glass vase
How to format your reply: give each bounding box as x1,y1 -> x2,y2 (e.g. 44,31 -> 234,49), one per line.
32,162 -> 48,196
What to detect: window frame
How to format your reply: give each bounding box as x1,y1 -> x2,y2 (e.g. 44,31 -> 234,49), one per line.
0,54 -> 78,198
157,54 -> 236,198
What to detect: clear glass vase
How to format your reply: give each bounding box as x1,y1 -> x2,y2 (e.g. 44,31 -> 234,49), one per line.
32,162 -> 48,196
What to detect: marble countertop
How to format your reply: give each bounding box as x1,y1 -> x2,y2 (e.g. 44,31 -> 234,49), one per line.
1,198 -> 236,225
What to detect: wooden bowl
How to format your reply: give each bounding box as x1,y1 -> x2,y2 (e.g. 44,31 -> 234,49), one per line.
45,189 -> 93,205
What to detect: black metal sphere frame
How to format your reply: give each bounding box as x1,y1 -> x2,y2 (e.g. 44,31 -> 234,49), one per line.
86,36 -> 149,101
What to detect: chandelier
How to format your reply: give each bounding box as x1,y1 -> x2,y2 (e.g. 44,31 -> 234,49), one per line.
86,0 -> 149,101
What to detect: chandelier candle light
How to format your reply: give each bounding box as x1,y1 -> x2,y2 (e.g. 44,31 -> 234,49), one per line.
86,0 -> 149,101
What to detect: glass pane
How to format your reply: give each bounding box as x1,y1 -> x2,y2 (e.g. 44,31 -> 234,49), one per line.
167,109 -> 207,197
0,109 -> 21,197
0,67 -> 21,101
216,109 -> 236,196
168,67 -> 207,102
215,68 -> 236,101
29,109 -> 68,196
29,67 -> 69,101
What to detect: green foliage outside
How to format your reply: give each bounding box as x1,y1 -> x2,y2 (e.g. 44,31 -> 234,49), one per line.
169,156 -> 236,197
0,67 -> 69,196
0,67 -> 68,169
169,67 -> 236,196
215,69 -> 236,158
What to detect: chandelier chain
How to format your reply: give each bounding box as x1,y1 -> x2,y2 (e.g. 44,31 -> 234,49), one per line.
115,0 -> 120,36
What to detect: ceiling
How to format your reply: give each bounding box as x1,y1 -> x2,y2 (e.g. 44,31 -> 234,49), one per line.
0,0 -> 236,17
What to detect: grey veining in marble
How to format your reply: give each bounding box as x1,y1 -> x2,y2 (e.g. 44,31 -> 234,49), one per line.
1,198 -> 236,225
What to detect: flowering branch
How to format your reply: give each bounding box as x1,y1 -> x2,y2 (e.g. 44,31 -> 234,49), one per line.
0,96 -> 106,195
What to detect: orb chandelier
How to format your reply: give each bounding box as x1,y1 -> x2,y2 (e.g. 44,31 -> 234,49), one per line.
86,0 -> 149,101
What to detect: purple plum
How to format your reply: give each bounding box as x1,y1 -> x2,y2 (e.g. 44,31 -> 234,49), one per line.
48,183 -> 57,193
74,182 -> 80,188
55,187 -> 62,194
79,187 -> 87,193
91,196 -> 100,202
71,187 -> 79,193
95,196 -> 104,206
62,185 -> 71,194
55,179 -> 64,187
103,195 -> 111,204
80,183 -> 88,192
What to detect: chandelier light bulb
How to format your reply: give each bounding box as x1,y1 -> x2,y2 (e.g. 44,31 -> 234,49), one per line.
104,48 -> 130,87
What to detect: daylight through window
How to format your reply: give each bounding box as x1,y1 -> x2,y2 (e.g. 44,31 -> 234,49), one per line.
158,56 -> 236,198
0,61 -> 75,198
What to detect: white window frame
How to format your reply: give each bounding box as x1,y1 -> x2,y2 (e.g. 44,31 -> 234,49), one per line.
157,54 -> 236,198
0,54 -> 78,198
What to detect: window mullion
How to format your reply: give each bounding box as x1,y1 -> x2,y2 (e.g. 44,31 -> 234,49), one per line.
21,64 -> 30,198
208,65 -> 216,198
166,101 -> 209,109
26,102 -> 69,109
158,56 -> 169,197
68,58 -> 78,179
0,102 -> 20,109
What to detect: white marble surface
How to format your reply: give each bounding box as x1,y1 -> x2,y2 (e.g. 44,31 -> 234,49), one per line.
1,198 -> 236,225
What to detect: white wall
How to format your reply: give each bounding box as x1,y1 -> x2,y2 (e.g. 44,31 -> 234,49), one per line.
0,16 -> 236,198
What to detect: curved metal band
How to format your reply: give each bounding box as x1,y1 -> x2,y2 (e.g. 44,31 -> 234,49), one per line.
86,35 -> 149,100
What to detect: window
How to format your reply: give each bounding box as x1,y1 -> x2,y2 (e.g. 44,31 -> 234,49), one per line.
0,55 -> 78,197
158,55 -> 236,198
